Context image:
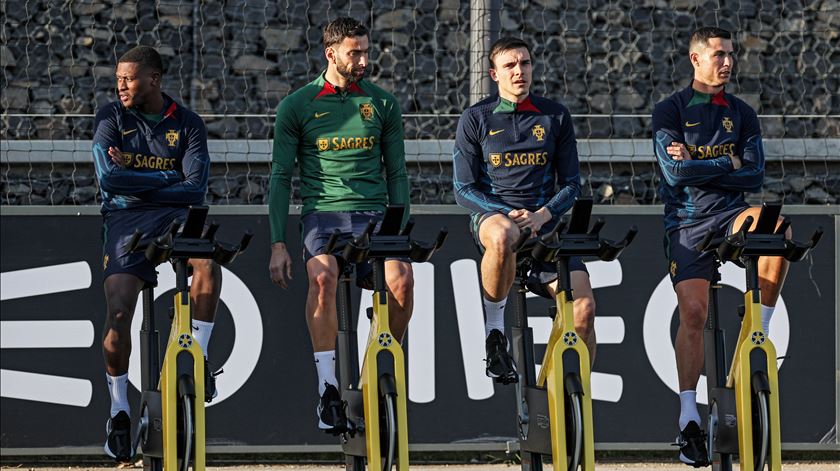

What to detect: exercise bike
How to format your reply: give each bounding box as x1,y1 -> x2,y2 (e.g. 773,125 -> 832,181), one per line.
126,206 -> 251,471
322,205 -> 446,471
696,202 -> 821,471
510,198 -> 636,471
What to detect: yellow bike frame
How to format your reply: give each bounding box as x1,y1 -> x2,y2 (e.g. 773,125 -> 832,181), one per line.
535,289 -> 595,470
359,289 -> 409,470
160,290 -> 206,471
726,289 -> 781,471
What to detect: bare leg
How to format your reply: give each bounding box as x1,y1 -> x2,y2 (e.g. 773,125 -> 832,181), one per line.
478,214 -> 520,302
188,258 -> 221,322
102,274 -> 146,376
384,260 -> 414,342
305,255 -> 340,352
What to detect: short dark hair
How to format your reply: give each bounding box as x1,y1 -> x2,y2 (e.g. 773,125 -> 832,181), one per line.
322,17 -> 369,48
118,45 -> 164,74
488,37 -> 533,68
689,27 -> 732,50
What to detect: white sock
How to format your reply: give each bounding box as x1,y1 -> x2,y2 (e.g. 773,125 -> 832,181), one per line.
484,297 -> 507,337
761,305 -> 775,335
678,390 -> 701,430
192,320 -> 214,358
314,350 -> 337,395
107,373 -> 130,417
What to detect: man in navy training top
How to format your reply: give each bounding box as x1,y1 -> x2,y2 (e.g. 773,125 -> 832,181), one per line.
652,27 -> 788,467
92,45 -> 222,463
453,37 -> 597,385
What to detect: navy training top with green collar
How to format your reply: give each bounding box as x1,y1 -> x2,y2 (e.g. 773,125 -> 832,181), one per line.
452,94 -> 581,222
92,93 -> 211,215
653,85 -> 765,233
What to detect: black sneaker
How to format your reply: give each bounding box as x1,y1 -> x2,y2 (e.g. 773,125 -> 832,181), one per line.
104,411 -> 132,463
317,382 -> 349,433
485,329 -> 518,384
204,361 -> 221,403
674,421 -> 710,467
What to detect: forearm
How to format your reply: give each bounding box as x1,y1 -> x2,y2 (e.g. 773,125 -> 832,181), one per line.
93,143 -> 181,194
268,170 -> 292,244
542,178 -> 580,218
453,183 -> 514,214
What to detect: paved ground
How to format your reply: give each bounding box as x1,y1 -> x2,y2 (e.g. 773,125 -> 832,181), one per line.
4,463 -> 838,471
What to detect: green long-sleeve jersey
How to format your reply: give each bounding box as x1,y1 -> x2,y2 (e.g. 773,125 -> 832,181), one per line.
269,73 -> 409,243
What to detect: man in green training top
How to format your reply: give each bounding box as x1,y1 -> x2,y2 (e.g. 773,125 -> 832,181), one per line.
268,17 -> 412,432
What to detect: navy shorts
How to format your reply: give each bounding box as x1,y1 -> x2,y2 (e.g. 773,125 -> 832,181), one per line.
665,206 -> 747,285
470,212 -> 588,295
301,211 -> 409,285
102,207 -> 188,284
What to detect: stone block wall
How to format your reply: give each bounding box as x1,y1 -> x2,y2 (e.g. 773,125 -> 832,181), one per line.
2,0 -> 837,140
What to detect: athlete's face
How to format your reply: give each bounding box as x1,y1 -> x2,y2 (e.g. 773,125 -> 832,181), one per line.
115,61 -> 160,109
327,35 -> 369,84
691,37 -> 735,88
489,47 -> 532,101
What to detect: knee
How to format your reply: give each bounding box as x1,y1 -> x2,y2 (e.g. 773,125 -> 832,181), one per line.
105,305 -> 133,334
308,268 -> 338,296
387,264 -> 414,302
190,259 -> 220,285
679,300 -> 707,332
484,226 -> 518,257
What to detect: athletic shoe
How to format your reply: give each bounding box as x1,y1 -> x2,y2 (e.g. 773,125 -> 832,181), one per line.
104,411 -> 132,463
317,382 -> 349,433
204,361 -> 221,403
674,421 -> 710,467
485,329 -> 518,384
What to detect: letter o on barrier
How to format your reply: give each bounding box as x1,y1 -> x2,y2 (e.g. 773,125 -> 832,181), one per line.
129,266 -> 263,406
642,262 -> 789,405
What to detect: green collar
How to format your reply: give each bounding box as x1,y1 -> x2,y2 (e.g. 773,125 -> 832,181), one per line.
493,96 -> 518,113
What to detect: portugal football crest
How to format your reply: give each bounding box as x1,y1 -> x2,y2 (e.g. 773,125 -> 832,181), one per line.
317,138 -> 329,151
359,103 -> 374,121
532,124 -> 545,141
490,153 -> 501,167
722,117 -> 734,133
165,130 -> 179,147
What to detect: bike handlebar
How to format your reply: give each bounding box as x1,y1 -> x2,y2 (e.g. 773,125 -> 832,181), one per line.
322,217 -> 448,265
126,219 -> 251,266
696,212 -> 822,263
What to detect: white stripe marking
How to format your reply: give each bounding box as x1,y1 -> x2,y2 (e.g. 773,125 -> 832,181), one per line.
0,320 -> 95,349
1,262 -> 92,301
0,369 -> 92,407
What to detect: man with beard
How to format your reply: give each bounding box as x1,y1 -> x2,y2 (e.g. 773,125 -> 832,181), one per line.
268,17 -> 411,432
653,27 -> 781,467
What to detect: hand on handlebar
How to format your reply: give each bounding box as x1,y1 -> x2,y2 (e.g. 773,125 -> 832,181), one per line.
269,242 -> 293,289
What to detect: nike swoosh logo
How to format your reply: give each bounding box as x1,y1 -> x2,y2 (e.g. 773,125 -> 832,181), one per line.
122,129 -> 137,136
314,112 -> 330,118
685,122 -> 701,127
489,129 -> 504,136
